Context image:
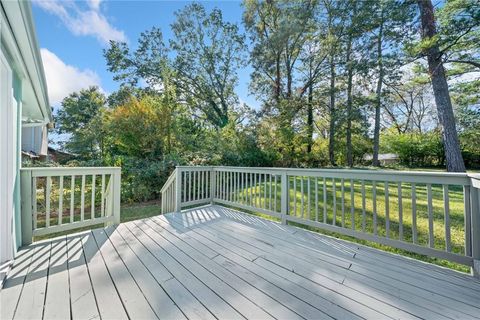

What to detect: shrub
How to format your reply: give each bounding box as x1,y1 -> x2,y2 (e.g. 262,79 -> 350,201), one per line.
381,130 -> 444,167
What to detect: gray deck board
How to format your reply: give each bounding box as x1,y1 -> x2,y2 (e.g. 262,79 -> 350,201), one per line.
0,245 -> 36,320
165,212 -> 442,319
124,222 -> 243,319
215,219 -> 479,313
81,231 -> 128,320
116,224 -> 216,320
149,216 -> 324,320
13,241 -> 52,320
66,233 -> 100,320
104,226 -> 187,320
43,237 -> 70,320
3,205 -> 480,320
165,212 -> 423,319
192,207 -> 480,307
134,219 -> 275,320
91,228 -> 159,319
199,208 -> 480,318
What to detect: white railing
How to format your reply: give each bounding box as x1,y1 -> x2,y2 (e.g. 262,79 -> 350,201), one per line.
20,167 -> 121,244
161,166 -> 480,276
160,169 -> 177,214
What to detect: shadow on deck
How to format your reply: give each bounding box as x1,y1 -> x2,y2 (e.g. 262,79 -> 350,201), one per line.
2,205 -> 480,319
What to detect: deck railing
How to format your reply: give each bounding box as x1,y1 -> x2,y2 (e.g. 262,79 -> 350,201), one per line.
20,167 -> 121,245
161,166 -> 480,276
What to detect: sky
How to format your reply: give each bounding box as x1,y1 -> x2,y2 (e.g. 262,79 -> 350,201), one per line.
31,0 -> 257,110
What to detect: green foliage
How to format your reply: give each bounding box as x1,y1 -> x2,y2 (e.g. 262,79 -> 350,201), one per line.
171,3 -> 246,128
381,130 -> 444,167
104,3 -> 245,129
55,86 -> 107,160
105,95 -> 172,158
117,157 -> 178,203
53,0 -> 480,205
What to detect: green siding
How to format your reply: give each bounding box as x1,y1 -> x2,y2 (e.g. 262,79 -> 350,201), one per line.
13,72 -> 22,250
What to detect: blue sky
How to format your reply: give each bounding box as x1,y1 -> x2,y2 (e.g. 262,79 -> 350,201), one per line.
32,0 -> 257,108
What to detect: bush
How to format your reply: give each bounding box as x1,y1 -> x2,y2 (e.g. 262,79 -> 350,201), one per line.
68,155 -> 181,203
381,130 -> 444,167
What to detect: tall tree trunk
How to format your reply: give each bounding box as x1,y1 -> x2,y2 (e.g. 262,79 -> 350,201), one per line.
345,31 -> 354,167
328,57 -> 336,166
372,9 -> 384,167
275,53 -> 281,105
417,0 -> 465,172
346,0 -> 357,168
306,83 -> 314,154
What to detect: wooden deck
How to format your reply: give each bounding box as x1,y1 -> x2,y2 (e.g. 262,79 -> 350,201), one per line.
2,205 -> 480,320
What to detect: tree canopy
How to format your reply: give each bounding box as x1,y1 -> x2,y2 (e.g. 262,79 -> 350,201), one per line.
51,1 -> 480,200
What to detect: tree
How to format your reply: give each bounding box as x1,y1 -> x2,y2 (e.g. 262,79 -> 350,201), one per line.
106,95 -> 168,158
105,4 -> 246,129
437,0 -> 480,71
366,0 -> 415,167
344,0 -> 358,167
105,27 -> 168,88
417,0 -> 466,172
55,86 -> 107,160
244,0 -> 319,165
323,0 -> 344,166
170,3 -> 246,128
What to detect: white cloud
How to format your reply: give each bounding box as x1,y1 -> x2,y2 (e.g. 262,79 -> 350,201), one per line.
87,0 -> 102,11
33,0 -> 126,45
41,48 -> 102,105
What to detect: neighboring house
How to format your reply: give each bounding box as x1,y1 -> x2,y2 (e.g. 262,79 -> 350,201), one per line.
48,146 -> 74,163
0,0 -> 52,266
363,153 -> 400,166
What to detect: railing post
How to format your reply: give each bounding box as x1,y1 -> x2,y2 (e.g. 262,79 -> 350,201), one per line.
20,170 -> 33,246
281,171 -> 288,225
470,175 -> 480,278
210,168 -> 216,204
175,168 -> 182,213
112,169 -> 121,224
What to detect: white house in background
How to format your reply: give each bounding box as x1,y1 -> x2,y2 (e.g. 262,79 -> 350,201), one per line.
363,153 -> 400,166
0,0 -> 52,268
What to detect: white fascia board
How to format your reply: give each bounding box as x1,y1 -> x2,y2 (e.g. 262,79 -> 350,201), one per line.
1,0 -> 52,124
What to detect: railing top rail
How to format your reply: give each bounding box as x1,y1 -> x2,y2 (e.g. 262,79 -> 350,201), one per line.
176,165 -> 472,185
21,166 -> 121,177
21,166 -> 121,171
160,168 -> 177,193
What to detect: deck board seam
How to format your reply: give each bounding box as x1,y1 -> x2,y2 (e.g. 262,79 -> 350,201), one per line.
133,219 -> 275,320
209,211 -> 480,304
40,241 -> 53,320
89,230 -> 131,320
123,221 -> 239,320
165,211 -> 473,319
147,217 -> 331,320
77,235 -> 103,319
66,236 -> 73,320
9,246 -> 37,320
160,215 -> 374,320
106,226 -> 188,320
